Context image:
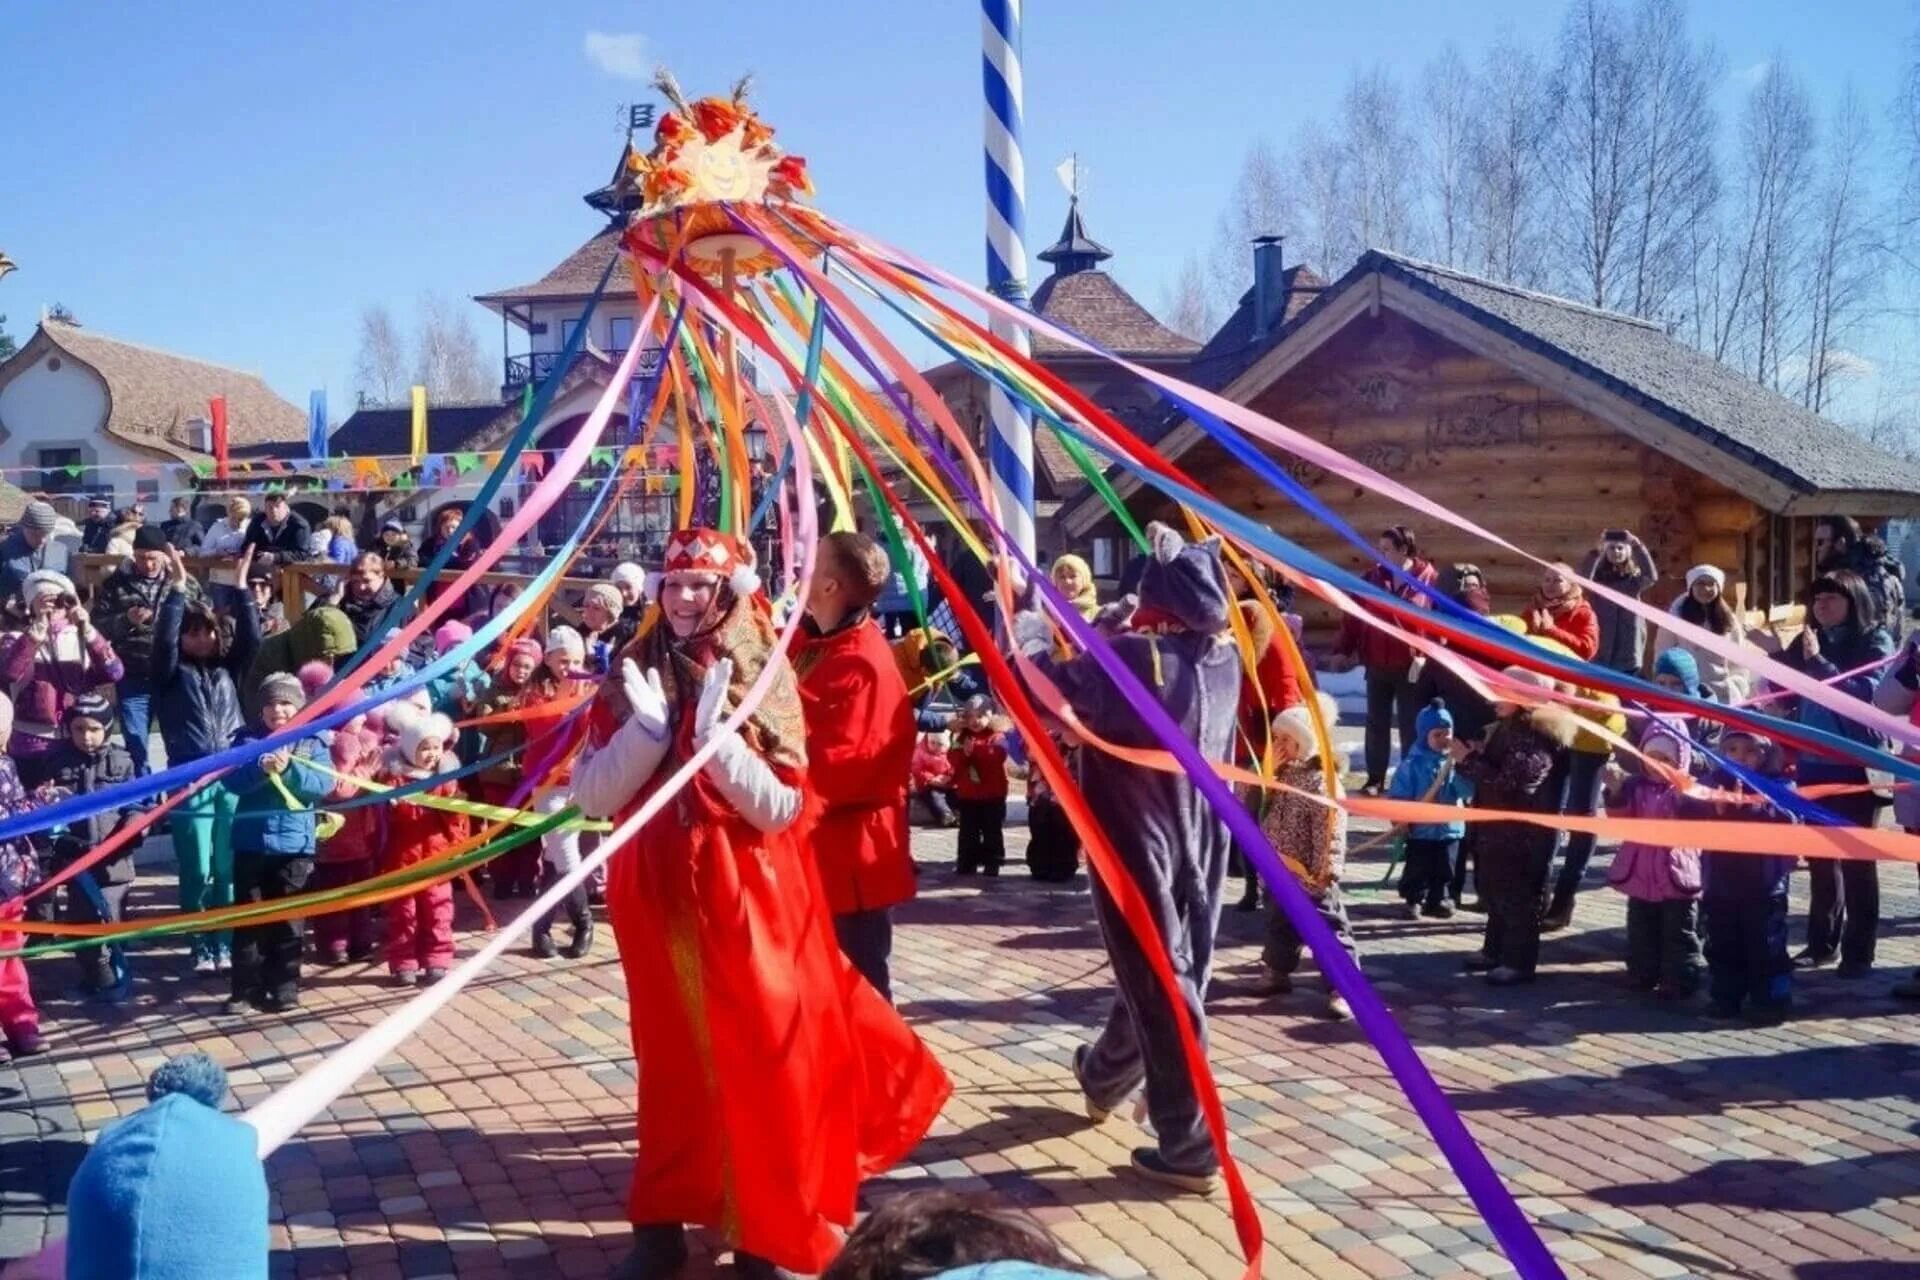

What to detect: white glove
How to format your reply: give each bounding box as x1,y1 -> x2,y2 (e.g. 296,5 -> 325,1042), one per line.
1011,609 -> 1054,658
701,732 -> 802,833
622,658 -> 670,742
692,657 -> 734,747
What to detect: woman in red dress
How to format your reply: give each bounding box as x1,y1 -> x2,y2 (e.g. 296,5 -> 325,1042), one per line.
573,529 -> 950,1280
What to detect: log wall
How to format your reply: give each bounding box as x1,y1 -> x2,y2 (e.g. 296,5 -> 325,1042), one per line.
1141,311 -> 1770,636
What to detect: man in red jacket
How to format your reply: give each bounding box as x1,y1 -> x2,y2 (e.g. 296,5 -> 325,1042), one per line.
795,531 -> 918,1002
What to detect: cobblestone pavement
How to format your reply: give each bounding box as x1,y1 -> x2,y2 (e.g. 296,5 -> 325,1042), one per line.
2,823 -> 1918,1279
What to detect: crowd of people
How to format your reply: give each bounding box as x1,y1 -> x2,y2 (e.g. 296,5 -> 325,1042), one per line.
4,486 -> 1919,1279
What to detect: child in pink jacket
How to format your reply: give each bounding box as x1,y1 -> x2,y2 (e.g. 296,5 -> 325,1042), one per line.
1605,719 -> 1703,998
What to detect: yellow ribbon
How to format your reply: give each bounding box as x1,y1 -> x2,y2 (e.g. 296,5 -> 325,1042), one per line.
310,762 -> 611,832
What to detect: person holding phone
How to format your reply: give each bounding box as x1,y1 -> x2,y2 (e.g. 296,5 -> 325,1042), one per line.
1,571 -> 124,792
1578,529 -> 1659,676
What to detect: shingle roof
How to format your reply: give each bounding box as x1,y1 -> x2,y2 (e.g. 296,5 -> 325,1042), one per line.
328,402 -> 511,458
1028,270 -> 1201,360
1180,265 -> 1326,400
1364,250 -> 1920,499
17,320 -> 306,461
475,226 -> 623,306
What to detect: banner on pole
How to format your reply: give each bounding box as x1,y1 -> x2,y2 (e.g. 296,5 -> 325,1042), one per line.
410,386 -> 428,464
209,396 -> 230,482
309,390 -> 329,463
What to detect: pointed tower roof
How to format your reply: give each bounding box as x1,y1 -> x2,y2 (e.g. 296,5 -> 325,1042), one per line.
1037,197 -> 1112,276
583,139 -> 645,221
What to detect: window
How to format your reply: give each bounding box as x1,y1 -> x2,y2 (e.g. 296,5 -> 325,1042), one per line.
608,316 -> 634,351
136,480 -> 160,500
561,318 -> 580,347
37,447 -> 82,495
1090,536 -> 1118,578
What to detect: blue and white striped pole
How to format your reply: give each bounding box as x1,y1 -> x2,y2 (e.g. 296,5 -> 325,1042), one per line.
981,0 -> 1036,561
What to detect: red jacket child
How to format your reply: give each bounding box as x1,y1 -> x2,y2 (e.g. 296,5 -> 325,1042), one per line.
379,708 -> 469,982
949,724 -> 1011,801
312,721 -> 383,963
795,613 -> 918,915
910,732 -> 954,792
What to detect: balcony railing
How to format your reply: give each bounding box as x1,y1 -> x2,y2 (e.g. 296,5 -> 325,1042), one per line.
504,347 -> 663,389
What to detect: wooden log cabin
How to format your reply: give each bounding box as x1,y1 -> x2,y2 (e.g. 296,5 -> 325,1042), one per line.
1062,249 -> 1920,639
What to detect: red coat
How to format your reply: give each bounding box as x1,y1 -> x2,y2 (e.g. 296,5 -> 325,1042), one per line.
1237,601 -> 1302,764
795,617 -> 918,914
377,768 -> 469,869
949,730 -> 1010,801
1530,598 -> 1601,661
1336,559 -> 1438,672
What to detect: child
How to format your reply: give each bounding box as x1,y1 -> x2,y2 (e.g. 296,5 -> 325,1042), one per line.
44,694 -> 140,1003
1254,692 -> 1358,1019
1452,669 -> 1574,986
948,696 -> 1010,876
1689,729 -> 1794,1021
1604,720 -> 1704,998
153,545 -> 261,974
379,706 -> 468,985
1386,698 -> 1473,919
225,673 -> 331,1014
909,728 -> 957,827
820,1190 -> 1087,1280
0,693 -> 48,1058
522,628 -> 599,912
311,722 -> 381,966
1023,766 -> 1082,884
468,638 -> 541,899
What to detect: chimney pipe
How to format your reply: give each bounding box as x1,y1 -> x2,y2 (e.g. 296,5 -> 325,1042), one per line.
1252,235 -> 1286,340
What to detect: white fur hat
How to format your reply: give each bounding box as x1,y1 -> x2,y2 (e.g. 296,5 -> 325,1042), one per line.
1685,564 -> 1727,592
545,625 -> 585,661
1270,691 -> 1341,762
22,570 -> 75,604
397,709 -> 453,767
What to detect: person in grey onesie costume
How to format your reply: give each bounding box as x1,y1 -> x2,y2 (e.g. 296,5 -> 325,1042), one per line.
1011,522 -> 1242,1192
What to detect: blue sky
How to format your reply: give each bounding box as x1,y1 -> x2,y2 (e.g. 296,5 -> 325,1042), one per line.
1,1 -> 1913,416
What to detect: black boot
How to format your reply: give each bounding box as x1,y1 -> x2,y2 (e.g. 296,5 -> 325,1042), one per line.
1539,887 -> 1575,933
562,911 -> 595,960
733,1252 -> 795,1280
613,1224 -> 689,1280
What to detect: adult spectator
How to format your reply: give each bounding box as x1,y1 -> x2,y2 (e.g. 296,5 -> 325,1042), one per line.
160,497 -> 204,554
244,490 -> 312,563
202,498 -> 253,559
1653,565 -> 1751,703
339,551 -> 402,650
1329,525 -> 1438,796
79,495 -> 115,554
96,527 -> 195,775
1523,562 -> 1600,660
248,563 -> 288,637
609,561 -> 647,635
579,581 -> 629,666
243,603 -> 357,719
1777,569 -> 1893,978
417,504 -> 486,615
1578,529 -> 1658,675
377,518 -> 417,571
2,570 -> 123,790
1815,515 -> 1906,630
320,515 -> 357,566
0,501 -> 71,607
795,531 -> 918,1002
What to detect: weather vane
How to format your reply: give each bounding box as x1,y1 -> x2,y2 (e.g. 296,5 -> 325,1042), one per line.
1054,153 -> 1087,201
619,102 -> 657,138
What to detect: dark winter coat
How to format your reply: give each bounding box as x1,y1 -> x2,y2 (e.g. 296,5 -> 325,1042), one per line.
1579,540 -> 1660,673
1835,540 -> 1907,631
43,741 -> 141,884
1455,709 -> 1573,871
1775,620 -> 1895,786
380,538 -> 419,572
160,516 -> 204,554
96,564 -> 199,685
244,511 -> 313,561
227,729 -> 330,856
151,583 -> 262,766
79,518 -> 115,555
0,756 -> 39,899
340,579 -> 401,651
0,527 -> 70,607
1681,769 -> 1795,903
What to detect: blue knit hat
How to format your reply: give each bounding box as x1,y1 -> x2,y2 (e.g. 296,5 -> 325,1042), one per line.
1653,647 -> 1701,697
66,1053 -> 267,1280
1414,697 -> 1454,745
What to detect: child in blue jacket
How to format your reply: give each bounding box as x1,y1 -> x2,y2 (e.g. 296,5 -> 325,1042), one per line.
223,672 -> 331,1015
1388,699 -> 1474,918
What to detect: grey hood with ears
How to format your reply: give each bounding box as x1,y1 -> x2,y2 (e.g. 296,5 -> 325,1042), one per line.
1134,523 -> 1233,635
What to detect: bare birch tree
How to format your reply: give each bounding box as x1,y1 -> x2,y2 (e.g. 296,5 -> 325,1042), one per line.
1717,58 -> 1815,389
1421,45 -> 1478,268
1623,0 -> 1720,320
1543,0 -> 1642,308
1161,251 -> 1217,342
1206,139 -> 1299,318
353,305 -> 409,407
1337,66 -> 1419,258
1802,87 -> 1877,411
1293,122 -> 1348,276
1468,40 -> 1552,287
414,293 -> 494,404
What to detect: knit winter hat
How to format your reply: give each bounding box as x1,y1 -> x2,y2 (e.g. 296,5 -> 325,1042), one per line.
1653,647 -> 1701,696
1270,691 -> 1341,762
20,501 -> 57,534
380,518 -> 405,534
258,671 -> 307,711
1413,697 -> 1454,744
585,582 -> 625,617
296,661 -> 334,700
22,569 -> 76,604
1685,564 -> 1727,592
506,637 -> 544,666
398,710 -> 454,768
610,561 -> 647,598
433,619 -> 473,656
545,625 -> 585,661
1640,716 -> 1693,775
132,525 -> 169,553
66,1052 -> 268,1280
67,693 -> 113,728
